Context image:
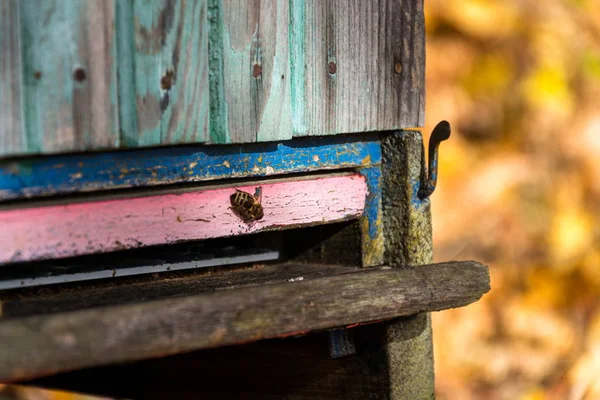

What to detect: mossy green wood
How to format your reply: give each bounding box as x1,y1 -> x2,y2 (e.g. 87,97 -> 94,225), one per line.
118,0 -> 209,147
0,0 -> 119,157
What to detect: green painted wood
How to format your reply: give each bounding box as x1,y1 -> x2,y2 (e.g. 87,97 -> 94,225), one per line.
207,0 -> 230,144
0,0 -> 120,157
121,0 -> 209,147
0,0 -> 24,155
1,0 -> 425,156
210,0 -> 425,142
290,0 -> 425,136
209,0 -> 293,144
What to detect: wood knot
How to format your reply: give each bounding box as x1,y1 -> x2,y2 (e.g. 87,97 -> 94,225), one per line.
394,62 -> 402,74
161,69 -> 175,90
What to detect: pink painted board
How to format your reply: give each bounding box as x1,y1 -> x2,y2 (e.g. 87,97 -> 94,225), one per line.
0,174 -> 367,264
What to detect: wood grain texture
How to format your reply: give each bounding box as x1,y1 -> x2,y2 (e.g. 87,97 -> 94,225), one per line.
0,0 -> 23,155
0,261 -> 490,382
209,0 -> 293,143
381,130 -> 435,399
118,0 -> 209,147
0,263 -> 362,319
290,0 -> 425,136
0,173 -> 367,264
1,0 -> 424,155
1,0 -> 120,157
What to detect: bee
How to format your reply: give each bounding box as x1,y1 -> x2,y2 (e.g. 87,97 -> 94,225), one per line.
229,186 -> 264,223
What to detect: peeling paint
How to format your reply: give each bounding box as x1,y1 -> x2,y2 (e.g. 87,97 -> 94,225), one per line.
0,174 -> 367,264
0,135 -> 381,201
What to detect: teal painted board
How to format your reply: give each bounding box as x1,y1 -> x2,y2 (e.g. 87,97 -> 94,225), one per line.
120,0 -> 209,147
1,0 -> 424,156
210,0 -> 425,142
210,0 -> 293,144
0,0 -> 120,157
0,0 -> 24,155
290,0 -> 425,136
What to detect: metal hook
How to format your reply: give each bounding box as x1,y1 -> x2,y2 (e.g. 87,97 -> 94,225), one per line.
418,120 -> 451,199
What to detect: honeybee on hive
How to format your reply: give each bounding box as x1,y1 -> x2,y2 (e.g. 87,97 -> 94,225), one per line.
230,187 -> 264,223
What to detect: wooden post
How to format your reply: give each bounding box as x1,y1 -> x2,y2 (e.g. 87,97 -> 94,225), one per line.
381,130 -> 435,399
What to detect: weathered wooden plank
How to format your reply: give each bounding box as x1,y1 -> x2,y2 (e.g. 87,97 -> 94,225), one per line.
2,0 -> 119,157
209,0 -> 293,143
0,261 -> 490,382
0,0 -> 24,155
381,130 -> 435,399
0,263 -> 362,319
0,134 -> 381,201
0,173 -> 367,264
290,0 -> 425,136
116,0 -> 209,147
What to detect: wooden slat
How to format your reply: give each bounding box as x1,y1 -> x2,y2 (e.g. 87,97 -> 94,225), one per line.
208,0 -> 293,144
0,0 -> 23,155
0,0 -> 120,157
117,0 -> 209,147
0,134 -> 381,201
211,0 -> 425,142
0,263 -> 362,319
0,173 -> 367,264
0,261 -> 490,382
290,0 -> 425,136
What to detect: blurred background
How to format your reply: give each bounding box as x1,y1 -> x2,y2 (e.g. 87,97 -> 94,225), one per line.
2,0 -> 599,399
425,0 -> 600,399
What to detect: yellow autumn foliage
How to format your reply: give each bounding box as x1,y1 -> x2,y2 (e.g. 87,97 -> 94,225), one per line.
427,0 -> 600,399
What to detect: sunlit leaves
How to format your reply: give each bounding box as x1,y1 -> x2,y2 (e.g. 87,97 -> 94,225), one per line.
427,0 -> 600,399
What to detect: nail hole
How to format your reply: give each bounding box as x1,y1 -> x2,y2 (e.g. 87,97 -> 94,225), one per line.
73,68 -> 87,82
328,61 -> 337,75
253,64 -> 262,78
281,74 -> 285,80
161,69 -> 175,90
394,62 -> 402,74
33,71 -> 42,79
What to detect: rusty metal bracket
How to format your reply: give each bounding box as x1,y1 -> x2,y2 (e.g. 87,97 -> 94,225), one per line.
418,121 -> 451,199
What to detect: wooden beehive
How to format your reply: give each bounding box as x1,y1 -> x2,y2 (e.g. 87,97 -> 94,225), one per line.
0,1 -> 489,398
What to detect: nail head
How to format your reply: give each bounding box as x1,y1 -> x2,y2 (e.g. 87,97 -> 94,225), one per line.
73,68 -> 87,82
328,61 -> 337,75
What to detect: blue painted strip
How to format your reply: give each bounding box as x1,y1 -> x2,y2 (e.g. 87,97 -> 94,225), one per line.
359,166 -> 384,267
0,134 -> 382,201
